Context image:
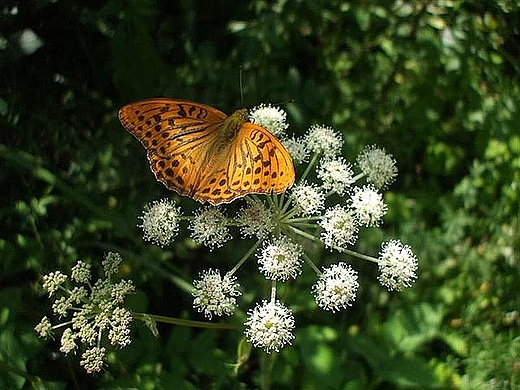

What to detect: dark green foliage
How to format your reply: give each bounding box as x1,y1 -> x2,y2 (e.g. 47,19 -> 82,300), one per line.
1,0 -> 519,388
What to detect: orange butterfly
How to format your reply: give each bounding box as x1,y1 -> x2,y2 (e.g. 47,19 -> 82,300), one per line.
118,99 -> 295,205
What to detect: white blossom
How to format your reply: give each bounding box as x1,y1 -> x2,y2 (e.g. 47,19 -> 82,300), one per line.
319,205 -> 359,249
357,145 -> 397,189
312,263 -> 359,312
192,269 -> 241,319
139,198 -> 182,247
378,240 -> 418,291
244,300 -> 295,353
257,236 -> 303,281
189,206 -> 231,250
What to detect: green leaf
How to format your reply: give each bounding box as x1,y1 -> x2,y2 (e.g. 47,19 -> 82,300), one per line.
376,355 -> 439,387
140,314 -> 159,337
385,303 -> 444,352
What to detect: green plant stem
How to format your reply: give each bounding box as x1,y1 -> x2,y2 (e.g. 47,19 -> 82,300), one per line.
302,251 -> 322,275
260,351 -> 277,390
353,172 -> 365,181
289,225 -> 379,263
299,152 -> 320,184
132,312 -> 239,329
228,237 -> 263,276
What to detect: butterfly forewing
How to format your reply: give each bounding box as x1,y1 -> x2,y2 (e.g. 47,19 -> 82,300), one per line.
119,99 -> 228,198
118,99 -> 227,156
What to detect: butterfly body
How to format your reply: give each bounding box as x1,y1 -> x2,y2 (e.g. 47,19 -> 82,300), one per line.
118,99 -> 295,205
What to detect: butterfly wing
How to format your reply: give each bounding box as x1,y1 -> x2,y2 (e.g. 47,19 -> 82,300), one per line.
120,100 -> 295,205
118,98 -> 226,196
119,98 -> 227,154
192,122 -> 295,204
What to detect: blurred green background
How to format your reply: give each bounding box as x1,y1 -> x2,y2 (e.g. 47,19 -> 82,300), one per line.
1,0 -> 519,388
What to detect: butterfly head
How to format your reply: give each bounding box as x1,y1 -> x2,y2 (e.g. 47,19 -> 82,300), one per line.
218,108 -> 249,142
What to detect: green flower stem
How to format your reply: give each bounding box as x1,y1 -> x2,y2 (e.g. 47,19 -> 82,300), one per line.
132,312 -> 238,330
335,246 -> 379,263
325,190 -> 336,198
285,217 -> 320,223
279,193 -> 293,215
260,351 -> 277,390
280,206 -> 300,220
52,321 -> 73,331
286,222 -> 319,229
270,280 -> 277,301
228,237 -> 264,276
263,194 -> 276,209
288,225 -> 379,263
302,251 -> 322,275
353,172 -> 365,182
287,225 -> 319,242
299,152 -> 320,184
273,193 -> 282,209
279,190 -> 294,214
277,192 -> 286,209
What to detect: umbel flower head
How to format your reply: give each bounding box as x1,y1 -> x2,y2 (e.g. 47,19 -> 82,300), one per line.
192,269 -> 241,319
305,124 -> 343,158
237,199 -> 275,239
244,299 -> 295,353
132,105 -> 417,355
189,206 -> 231,250
290,182 -> 326,216
249,103 -> 289,138
350,185 -> 387,227
378,240 -> 418,291
357,145 -> 398,189
317,157 -> 354,196
139,198 -> 182,247
35,252 -> 134,374
319,205 -> 359,249
257,236 -> 303,281
312,263 -> 359,312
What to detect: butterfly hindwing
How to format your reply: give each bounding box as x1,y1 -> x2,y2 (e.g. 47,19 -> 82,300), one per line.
192,166 -> 237,204
147,149 -> 202,198
227,123 -> 295,195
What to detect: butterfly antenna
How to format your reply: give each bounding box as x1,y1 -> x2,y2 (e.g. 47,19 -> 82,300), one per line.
272,98 -> 295,107
239,65 -> 244,106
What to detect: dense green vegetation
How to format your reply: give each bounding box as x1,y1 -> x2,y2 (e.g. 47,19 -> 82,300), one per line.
1,0 -> 519,388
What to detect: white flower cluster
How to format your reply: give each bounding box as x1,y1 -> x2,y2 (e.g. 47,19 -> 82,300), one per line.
35,252 -> 134,373
139,198 -> 181,247
193,269 -> 241,319
244,300 -> 295,353
136,105 -> 416,355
